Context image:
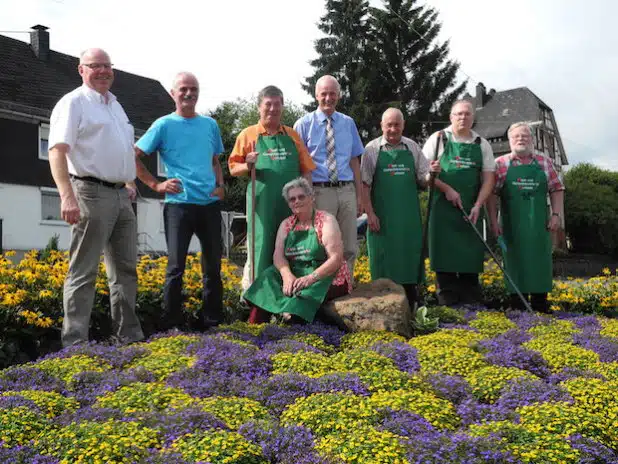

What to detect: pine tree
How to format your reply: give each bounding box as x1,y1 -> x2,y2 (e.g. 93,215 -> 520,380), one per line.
303,0 -> 466,141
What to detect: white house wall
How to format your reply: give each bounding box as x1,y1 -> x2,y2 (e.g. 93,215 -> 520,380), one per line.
0,183 -> 200,254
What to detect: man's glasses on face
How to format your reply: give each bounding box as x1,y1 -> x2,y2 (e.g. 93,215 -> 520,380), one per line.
82,63 -> 114,70
287,194 -> 307,204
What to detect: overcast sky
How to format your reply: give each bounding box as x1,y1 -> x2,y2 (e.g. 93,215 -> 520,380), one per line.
2,0 -> 616,170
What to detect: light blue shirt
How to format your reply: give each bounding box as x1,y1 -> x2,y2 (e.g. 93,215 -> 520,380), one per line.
136,113 -> 224,205
294,109 -> 364,182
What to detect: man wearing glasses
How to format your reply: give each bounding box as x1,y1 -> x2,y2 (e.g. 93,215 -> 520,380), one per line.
48,48 -> 144,347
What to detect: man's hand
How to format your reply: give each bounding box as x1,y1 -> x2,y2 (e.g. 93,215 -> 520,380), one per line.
429,160 -> 441,174
246,140 -> 258,168
356,200 -> 364,217
367,212 -> 380,233
211,186 -> 225,200
445,187 -> 463,208
547,214 -> 561,232
155,178 -> 183,194
61,193 -> 80,225
468,204 -> 482,225
126,185 -> 137,202
282,273 -> 296,297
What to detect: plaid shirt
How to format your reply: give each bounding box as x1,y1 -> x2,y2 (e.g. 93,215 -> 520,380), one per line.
494,153 -> 565,193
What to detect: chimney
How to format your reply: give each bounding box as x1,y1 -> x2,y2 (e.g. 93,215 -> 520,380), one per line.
475,82 -> 487,109
30,25 -> 50,61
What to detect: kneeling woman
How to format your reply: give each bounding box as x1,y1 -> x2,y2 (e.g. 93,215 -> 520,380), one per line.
245,177 -> 351,324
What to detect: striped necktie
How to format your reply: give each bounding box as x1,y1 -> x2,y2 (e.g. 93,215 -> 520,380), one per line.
325,116 -> 338,182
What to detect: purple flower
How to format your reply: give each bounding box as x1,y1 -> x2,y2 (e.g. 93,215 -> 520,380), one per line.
69,368 -> 156,405
138,409 -> 227,446
569,434 -> 618,463
0,394 -> 42,413
239,420 -> 327,464
254,325 -> 295,347
260,339 -> 324,356
456,398 -> 512,427
369,342 -> 420,374
423,373 -> 473,405
495,378 -> 573,411
289,321 -> 345,348
166,369 -> 252,398
505,310 -> 551,331
140,449 -> 194,464
547,367 -> 606,384
40,341 -> 149,368
0,444 -> 60,463
380,409 -> 441,439
0,367 -> 66,393
479,335 -> 551,378
53,406 -> 129,426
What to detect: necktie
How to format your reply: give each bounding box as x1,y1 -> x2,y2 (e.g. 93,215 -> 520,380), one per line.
325,117 -> 338,182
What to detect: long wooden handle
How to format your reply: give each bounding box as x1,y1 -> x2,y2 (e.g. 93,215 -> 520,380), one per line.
250,165 -> 256,283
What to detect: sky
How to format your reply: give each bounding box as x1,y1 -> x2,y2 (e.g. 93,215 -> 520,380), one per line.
2,0 -> 617,170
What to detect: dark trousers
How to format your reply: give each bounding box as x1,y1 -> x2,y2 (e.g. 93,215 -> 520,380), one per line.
163,202 -> 223,330
509,293 -> 549,313
402,283 -> 418,311
436,272 -> 482,306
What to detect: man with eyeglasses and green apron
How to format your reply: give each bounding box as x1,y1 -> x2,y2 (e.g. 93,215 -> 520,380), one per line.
487,122 -> 564,313
229,86 -> 316,323
422,100 -> 496,307
361,108 -> 441,308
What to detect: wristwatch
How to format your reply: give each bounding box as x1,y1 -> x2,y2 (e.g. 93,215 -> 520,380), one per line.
552,212 -> 561,219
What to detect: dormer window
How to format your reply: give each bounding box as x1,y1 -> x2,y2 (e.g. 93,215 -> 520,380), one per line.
38,123 -> 50,160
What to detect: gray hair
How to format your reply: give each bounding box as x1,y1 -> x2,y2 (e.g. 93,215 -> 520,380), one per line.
315,75 -> 341,95
382,107 -> 404,123
282,177 -> 314,201
450,99 -> 475,115
257,85 -> 284,106
507,121 -> 534,137
171,72 -> 199,90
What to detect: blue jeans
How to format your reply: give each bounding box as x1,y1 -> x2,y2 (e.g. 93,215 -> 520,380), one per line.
163,202 -> 223,330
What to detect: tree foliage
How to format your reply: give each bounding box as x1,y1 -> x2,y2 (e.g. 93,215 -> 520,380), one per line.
207,98 -> 306,213
303,0 -> 466,141
564,163 -> 618,257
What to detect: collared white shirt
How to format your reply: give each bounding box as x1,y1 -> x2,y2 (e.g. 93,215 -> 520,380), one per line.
361,135 -> 429,185
48,84 -> 136,183
422,125 -> 496,172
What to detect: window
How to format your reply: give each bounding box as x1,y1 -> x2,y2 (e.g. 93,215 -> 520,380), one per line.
41,187 -> 62,221
157,152 -> 166,177
39,123 -> 50,160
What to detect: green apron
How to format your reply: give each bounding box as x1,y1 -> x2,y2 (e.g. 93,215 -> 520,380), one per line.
243,214 -> 335,322
246,131 -> 300,279
501,157 -> 553,293
367,148 -> 423,284
428,133 -> 485,273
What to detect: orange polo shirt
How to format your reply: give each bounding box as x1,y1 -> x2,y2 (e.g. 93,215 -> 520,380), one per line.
228,123 -> 316,175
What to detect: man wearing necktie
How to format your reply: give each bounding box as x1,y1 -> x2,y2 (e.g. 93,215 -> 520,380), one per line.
294,75 -> 364,279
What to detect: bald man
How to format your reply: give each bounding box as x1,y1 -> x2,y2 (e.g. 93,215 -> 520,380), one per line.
361,108 -> 440,308
135,72 -> 226,331
48,48 -> 144,347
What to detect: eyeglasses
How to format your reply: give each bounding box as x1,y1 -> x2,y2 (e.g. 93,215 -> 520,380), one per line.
287,194 -> 307,203
81,63 -> 114,70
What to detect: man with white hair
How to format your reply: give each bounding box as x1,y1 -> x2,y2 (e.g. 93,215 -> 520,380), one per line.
422,99 -> 496,307
487,122 -> 564,313
361,108 -> 440,308
294,75 -> 364,278
135,72 -> 226,331
48,48 -> 144,347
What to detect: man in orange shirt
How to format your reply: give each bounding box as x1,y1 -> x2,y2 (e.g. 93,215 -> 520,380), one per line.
229,85 -> 315,322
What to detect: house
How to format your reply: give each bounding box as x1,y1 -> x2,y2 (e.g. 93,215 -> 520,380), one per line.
465,83 -> 569,248
0,25 -> 201,255
466,82 -> 569,171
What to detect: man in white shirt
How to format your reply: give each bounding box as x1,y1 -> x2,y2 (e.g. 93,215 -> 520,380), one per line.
422,100 -> 496,307
48,47 -> 144,347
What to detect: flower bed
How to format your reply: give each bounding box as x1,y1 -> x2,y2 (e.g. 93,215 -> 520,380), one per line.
0,312 -> 617,463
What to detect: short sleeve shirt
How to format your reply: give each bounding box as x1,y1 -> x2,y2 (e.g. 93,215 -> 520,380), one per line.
361,136 -> 429,185
422,126 -> 496,171
494,153 -> 565,193
48,84 -> 136,183
136,113 -> 224,205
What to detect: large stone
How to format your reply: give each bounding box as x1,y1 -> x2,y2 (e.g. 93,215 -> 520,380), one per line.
324,279 -> 412,337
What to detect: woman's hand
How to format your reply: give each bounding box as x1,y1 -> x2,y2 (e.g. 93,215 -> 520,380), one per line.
282,272 -> 297,296
292,273 -> 317,294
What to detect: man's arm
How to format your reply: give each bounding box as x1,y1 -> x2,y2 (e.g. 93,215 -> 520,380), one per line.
211,156 -> 225,200
49,144 -> 80,225
134,147 -> 181,194
486,193 -> 501,237
548,189 -> 565,231
469,171 -> 496,224
360,144 -> 379,231
273,220 -> 296,296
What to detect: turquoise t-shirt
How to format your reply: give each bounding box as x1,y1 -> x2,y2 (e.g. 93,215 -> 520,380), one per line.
136,113 -> 224,205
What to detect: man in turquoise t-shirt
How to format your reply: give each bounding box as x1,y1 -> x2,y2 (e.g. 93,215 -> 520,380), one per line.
135,72 -> 225,331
